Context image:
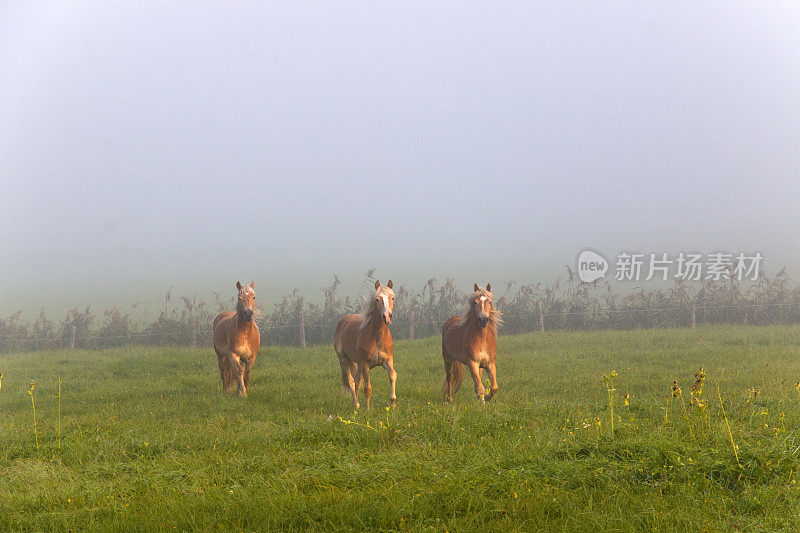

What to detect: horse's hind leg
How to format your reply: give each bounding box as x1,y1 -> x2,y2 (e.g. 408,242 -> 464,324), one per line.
442,356 -> 455,402
382,359 -> 397,407
353,363 -> 363,394
339,355 -> 360,410
216,348 -> 234,393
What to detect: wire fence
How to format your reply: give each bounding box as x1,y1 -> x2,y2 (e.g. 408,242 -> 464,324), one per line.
1,301 -> 797,353
3,270 -> 799,352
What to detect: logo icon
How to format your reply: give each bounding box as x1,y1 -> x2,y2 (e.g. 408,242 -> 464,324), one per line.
577,250 -> 608,283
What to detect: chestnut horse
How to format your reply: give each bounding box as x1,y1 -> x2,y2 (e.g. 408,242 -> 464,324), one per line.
442,283 -> 502,404
213,281 -> 260,397
334,280 -> 396,410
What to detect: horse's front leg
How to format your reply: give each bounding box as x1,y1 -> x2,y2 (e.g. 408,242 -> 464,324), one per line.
382,359 -> 397,407
351,363 -> 362,410
227,352 -> 247,398
484,362 -> 499,402
467,360 -> 487,404
361,363 -> 372,410
243,355 -> 255,389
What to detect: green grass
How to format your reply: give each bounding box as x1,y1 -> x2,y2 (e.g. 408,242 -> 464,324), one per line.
2,325 -> 800,531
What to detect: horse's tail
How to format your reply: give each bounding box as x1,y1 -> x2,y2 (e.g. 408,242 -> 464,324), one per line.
441,360 -> 465,400
340,361 -> 356,390
441,317 -> 465,400
333,317 -> 349,358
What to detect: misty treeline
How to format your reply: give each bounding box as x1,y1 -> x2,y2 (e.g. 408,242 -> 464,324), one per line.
1,268 -> 798,353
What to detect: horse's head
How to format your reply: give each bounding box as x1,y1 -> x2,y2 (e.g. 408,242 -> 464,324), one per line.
374,279 -> 395,325
472,283 -> 494,328
236,281 -> 256,322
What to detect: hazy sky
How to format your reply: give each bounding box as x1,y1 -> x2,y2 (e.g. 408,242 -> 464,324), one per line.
2,2 -> 799,316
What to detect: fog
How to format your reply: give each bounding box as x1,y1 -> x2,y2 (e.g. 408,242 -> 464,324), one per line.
2,2 -> 799,316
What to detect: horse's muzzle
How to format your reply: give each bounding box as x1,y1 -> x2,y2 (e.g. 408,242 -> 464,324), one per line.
478,315 -> 489,327
383,313 -> 392,324
244,310 -> 254,322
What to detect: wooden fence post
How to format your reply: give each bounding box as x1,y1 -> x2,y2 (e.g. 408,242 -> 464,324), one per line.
538,301 -> 544,332
690,304 -> 696,328
409,310 -> 415,341
298,310 -> 306,348
69,326 -> 76,350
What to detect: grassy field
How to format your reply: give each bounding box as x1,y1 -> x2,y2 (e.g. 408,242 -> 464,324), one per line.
1,326 -> 800,531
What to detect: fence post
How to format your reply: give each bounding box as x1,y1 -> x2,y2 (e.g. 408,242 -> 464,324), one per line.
69,326 -> 76,350
409,310 -> 415,341
298,310 -> 306,348
538,301 -> 544,332
690,304 -> 696,328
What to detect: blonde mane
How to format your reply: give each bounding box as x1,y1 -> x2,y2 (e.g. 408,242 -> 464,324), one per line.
358,296 -> 379,329
457,288 -> 503,334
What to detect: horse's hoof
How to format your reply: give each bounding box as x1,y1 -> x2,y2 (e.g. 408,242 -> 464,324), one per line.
389,399 -> 397,408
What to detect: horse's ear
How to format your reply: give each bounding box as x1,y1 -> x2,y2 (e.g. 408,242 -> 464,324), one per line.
375,280 -> 381,290
250,281 -> 255,289
474,283 -> 479,292
387,280 -> 393,289
236,281 -> 242,291
486,283 -> 492,292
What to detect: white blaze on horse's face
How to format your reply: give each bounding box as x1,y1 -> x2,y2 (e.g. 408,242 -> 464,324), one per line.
474,291 -> 492,328
236,281 -> 256,322
376,286 -> 395,325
